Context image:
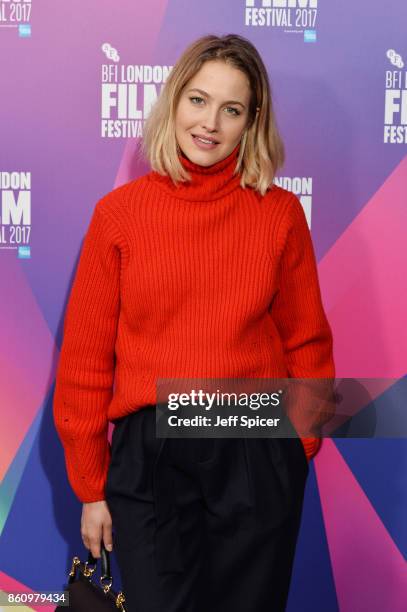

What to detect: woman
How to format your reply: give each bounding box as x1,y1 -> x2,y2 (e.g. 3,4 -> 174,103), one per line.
53,34 -> 335,611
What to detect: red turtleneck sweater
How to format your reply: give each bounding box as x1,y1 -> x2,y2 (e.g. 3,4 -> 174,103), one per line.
53,143 -> 335,503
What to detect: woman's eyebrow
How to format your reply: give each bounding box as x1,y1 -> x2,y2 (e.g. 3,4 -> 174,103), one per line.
186,87 -> 246,109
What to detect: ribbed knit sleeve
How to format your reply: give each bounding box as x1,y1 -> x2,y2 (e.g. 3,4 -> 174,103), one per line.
53,197 -> 127,502
270,194 -> 335,460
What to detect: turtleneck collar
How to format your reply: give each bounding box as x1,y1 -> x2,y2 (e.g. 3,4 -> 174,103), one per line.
147,142 -> 242,202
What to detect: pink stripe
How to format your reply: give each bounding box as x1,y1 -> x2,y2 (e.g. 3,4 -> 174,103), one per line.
319,156 -> 407,377
315,441 -> 407,612
0,571 -> 56,612
0,256 -> 56,480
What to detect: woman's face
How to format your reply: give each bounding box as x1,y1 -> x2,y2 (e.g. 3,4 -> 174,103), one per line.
174,60 -> 251,166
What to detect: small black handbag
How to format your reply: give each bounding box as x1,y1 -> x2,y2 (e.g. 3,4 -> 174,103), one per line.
55,542 -> 126,611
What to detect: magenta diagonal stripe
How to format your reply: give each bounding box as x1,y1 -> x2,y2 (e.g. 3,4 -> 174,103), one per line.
0,570 -> 56,612
315,441 -> 407,612
319,156 -> 407,378
0,255 -> 56,480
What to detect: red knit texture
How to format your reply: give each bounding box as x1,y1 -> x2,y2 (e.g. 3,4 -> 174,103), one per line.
53,143 -> 335,502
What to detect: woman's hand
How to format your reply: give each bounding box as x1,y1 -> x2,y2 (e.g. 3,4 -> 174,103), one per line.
81,500 -> 113,558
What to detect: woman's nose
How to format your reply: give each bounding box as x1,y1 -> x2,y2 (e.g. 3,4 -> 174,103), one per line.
201,108 -> 220,132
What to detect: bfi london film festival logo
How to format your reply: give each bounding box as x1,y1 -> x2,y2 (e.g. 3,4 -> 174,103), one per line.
101,43 -> 173,138
244,0 -> 318,42
274,176 -> 313,228
0,172 -> 31,259
0,0 -> 32,37
384,49 -> 407,144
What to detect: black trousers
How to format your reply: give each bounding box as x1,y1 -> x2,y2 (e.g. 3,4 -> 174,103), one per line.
105,405 -> 309,612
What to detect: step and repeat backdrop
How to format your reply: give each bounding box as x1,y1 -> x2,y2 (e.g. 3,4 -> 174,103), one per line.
0,1 -> 406,611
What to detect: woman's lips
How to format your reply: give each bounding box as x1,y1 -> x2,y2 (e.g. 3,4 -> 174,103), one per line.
191,134 -> 219,150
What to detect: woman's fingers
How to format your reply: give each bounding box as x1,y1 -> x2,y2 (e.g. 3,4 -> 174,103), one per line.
81,524 -> 102,558
81,501 -> 113,558
103,518 -> 113,551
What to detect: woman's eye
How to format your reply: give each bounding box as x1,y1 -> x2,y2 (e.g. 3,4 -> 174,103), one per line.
189,96 -> 204,104
226,107 -> 240,116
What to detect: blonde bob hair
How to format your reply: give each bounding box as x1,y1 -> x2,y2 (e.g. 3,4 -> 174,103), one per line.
140,34 -> 285,197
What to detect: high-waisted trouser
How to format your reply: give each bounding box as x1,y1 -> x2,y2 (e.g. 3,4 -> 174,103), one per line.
105,404 -> 310,612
